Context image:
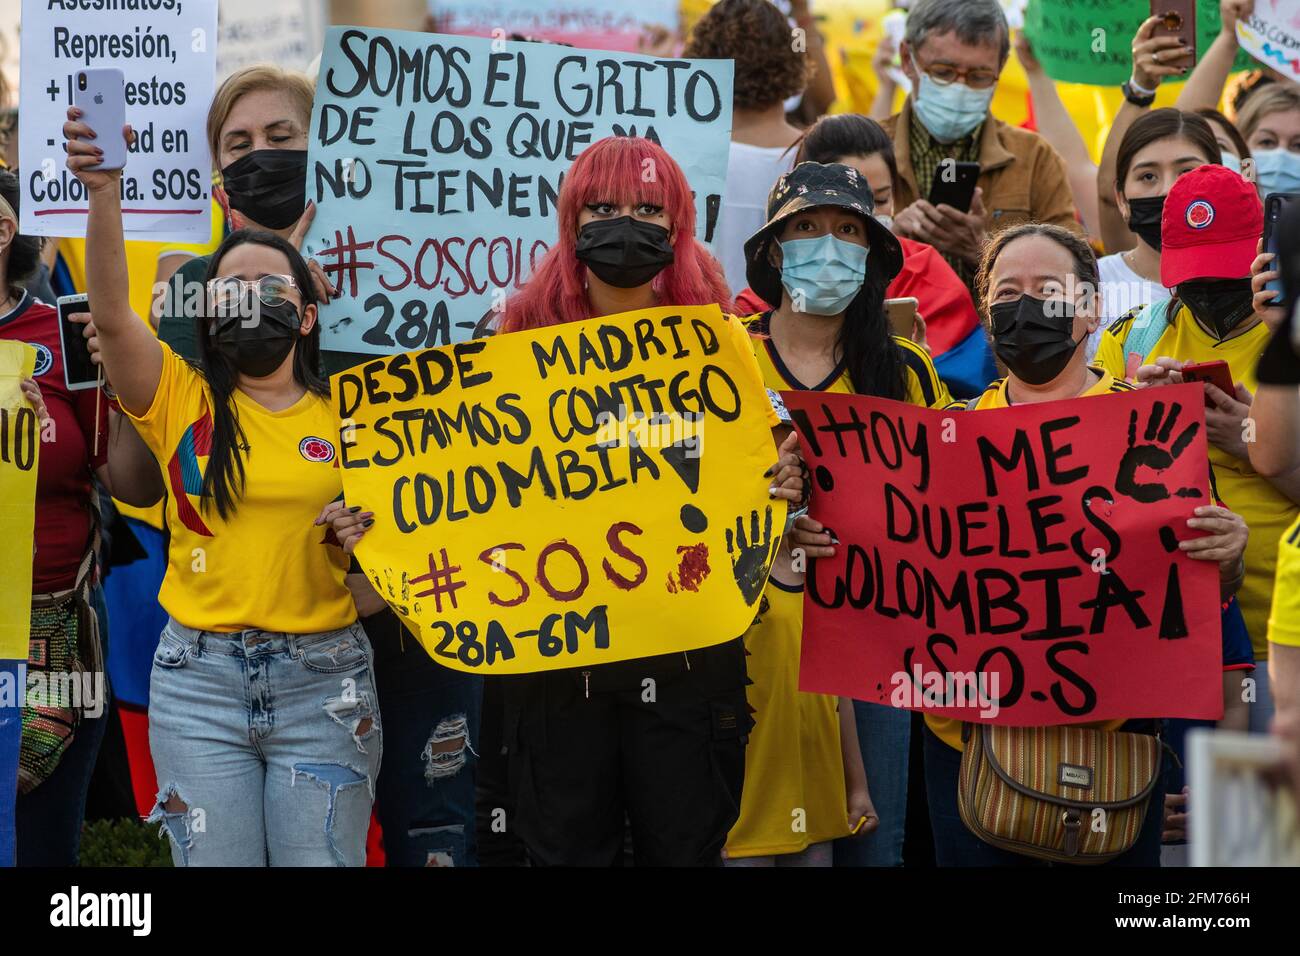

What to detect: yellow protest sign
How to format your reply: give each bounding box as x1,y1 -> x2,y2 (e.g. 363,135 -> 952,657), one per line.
333,305 -> 782,674
0,340 -> 39,660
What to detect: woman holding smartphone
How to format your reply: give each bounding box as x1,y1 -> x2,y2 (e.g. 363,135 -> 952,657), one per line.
64,108 -> 378,867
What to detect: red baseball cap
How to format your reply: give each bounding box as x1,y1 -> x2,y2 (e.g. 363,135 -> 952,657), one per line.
1160,164 -> 1263,288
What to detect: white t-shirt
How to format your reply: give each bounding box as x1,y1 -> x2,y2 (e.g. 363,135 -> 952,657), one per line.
1090,252 -> 1170,360
716,141 -> 797,295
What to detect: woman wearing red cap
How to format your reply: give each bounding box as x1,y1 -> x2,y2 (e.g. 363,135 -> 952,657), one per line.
1097,163 -> 1300,734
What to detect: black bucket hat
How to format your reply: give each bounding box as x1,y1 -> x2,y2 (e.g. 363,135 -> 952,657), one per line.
743,161 -> 904,306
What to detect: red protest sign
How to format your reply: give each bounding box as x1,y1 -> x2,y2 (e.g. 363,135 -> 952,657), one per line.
783,384 -> 1223,726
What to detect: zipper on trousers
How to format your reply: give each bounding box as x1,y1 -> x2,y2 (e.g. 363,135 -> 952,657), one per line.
582,670 -> 591,698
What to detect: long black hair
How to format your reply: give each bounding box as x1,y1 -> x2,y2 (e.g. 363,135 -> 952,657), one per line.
0,170 -> 45,297
195,229 -> 326,520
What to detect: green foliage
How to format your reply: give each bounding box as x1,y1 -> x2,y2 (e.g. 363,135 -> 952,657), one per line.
79,818 -> 174,868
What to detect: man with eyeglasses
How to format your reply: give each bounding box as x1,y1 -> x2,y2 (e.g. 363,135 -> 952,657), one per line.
884,0 -> 1081,292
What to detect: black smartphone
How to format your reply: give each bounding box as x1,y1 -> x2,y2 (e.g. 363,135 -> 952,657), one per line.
928,161 -> 980,213
1264,193 -> 1296,302
56,294 -> 98,391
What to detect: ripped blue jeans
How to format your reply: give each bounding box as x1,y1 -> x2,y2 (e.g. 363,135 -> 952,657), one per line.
147,619 -> 381,866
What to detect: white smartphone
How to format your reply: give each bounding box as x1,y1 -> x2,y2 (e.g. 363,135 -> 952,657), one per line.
71,68 -> 127,171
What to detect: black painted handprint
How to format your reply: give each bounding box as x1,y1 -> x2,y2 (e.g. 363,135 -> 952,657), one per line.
1115,401 -> 1204,503
727,505 -> 775,605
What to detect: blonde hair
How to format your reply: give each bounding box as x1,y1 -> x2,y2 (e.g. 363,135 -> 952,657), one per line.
1235,83 -> 1300,143
206,65 -> 314,164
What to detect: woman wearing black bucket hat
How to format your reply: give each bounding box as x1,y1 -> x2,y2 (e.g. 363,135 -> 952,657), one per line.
723,162 -> 950,866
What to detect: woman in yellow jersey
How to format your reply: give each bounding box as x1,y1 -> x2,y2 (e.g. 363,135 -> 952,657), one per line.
1099,164 -> 1300,734
65,112 -> 376,867
722,161 -> 951,865
913,222 -> 1250,865
1247,199 -> 1300,797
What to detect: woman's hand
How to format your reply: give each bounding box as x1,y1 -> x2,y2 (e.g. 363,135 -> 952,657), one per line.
1134,355 -> 1185,387
912,311 -> 931,354
790,513 -> 837,560
1162,787 -> 1189,842
315,499 -> 375,554
1219,0 -> 1254,40
767,430 -> 807,506
287,200 -> 341,303
1014,30 -> 1042,76
1204,382 -> 1254,460
1181,504 -> 1249,581
847,786 -> 880,838
1130,15 -> 1193,91
63,107 -> 134,192
19,378 -> 50,428
1251,242 -> 1285,331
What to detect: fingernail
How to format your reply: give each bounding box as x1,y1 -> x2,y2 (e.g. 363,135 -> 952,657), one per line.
768,486 -> 779,495
763,466 -> 774,477
349,505 -> 361,513
830,536 -> 841,545
363,519 -> 374,528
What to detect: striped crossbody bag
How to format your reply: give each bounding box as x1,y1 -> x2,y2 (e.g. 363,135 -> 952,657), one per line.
957,723 -> 1162,864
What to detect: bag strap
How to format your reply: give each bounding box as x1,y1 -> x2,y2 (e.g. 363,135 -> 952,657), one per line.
1120,298 -> 1174,365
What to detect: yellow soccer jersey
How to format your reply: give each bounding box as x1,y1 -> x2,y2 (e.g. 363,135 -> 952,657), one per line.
126,343 -> 354,633
742,312 -> 952,409
725,581 -> 849,857
1097,305 -> 1297,657
1268,516 -> 1300,649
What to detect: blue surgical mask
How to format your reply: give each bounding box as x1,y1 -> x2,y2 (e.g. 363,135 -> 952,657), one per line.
1254,148 -> 1300,196
1220,151 -> 1242,175
913,73 -> 995,143
779,233 -> 869,316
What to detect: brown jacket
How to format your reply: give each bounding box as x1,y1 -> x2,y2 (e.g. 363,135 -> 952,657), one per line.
884,99 -> 1081,238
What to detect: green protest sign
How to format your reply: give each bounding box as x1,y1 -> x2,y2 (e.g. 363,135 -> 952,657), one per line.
1023,0 -> 1254,86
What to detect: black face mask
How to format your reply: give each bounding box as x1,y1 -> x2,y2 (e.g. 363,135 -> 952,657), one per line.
1177,278 -> 1256,341
1125,195 -> 1166,251
990,294 -> 1081,386
220,150 -> 308,231
575,216 -> 675,288
211,299 -> 302,378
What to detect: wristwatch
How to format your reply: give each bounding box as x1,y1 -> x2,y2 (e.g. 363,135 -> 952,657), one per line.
1122,79 -> 1156,107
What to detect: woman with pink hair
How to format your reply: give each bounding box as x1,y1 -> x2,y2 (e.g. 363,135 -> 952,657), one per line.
498,135 -> 734,331
495,136 -> 795,865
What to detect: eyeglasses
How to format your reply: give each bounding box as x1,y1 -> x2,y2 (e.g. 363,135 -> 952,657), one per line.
915,56 -> 1000,91
207,274 -> 299,311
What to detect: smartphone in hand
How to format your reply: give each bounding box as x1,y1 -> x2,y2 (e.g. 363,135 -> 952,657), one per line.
884,297 -> 919,339
71,69 -> 127,171
1180,359 -> 1233,408
928,161 -> 980,213
1149,1 -> 1198,68
56,294 -> 99,391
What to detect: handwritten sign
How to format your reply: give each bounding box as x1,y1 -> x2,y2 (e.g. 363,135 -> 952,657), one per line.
333,305 -> 779,674
1189,729 -> 1300,866
1238,1 -> 1300,82
216,0 -> 327,81
783,384 -> 1222,725
0,340 -> 38,660
302,26 -> 732,355
1023,0 -> 1252,86
432,0 -> 679,52
18,0 -> 217,243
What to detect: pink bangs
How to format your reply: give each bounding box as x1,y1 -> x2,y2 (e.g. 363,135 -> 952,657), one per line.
499,136 -> 730,333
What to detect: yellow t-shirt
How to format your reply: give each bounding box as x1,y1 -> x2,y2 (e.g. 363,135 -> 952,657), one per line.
126,343 -> 354,633
725,317 -> 950,853
742,312 -> 953,407
1268,516 -> 1300,649
1096,306 -> 1297,658
929,368 -> 1135,751
725,582 -> 849,857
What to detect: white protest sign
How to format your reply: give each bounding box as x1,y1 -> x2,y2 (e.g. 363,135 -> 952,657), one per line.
1237,1 -> 1300,82
432,0 -> 679,52
217,0 -> 327,81
18,0 -> 217,243
1189,729 -> 1300,866
302,26 -> 733,355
